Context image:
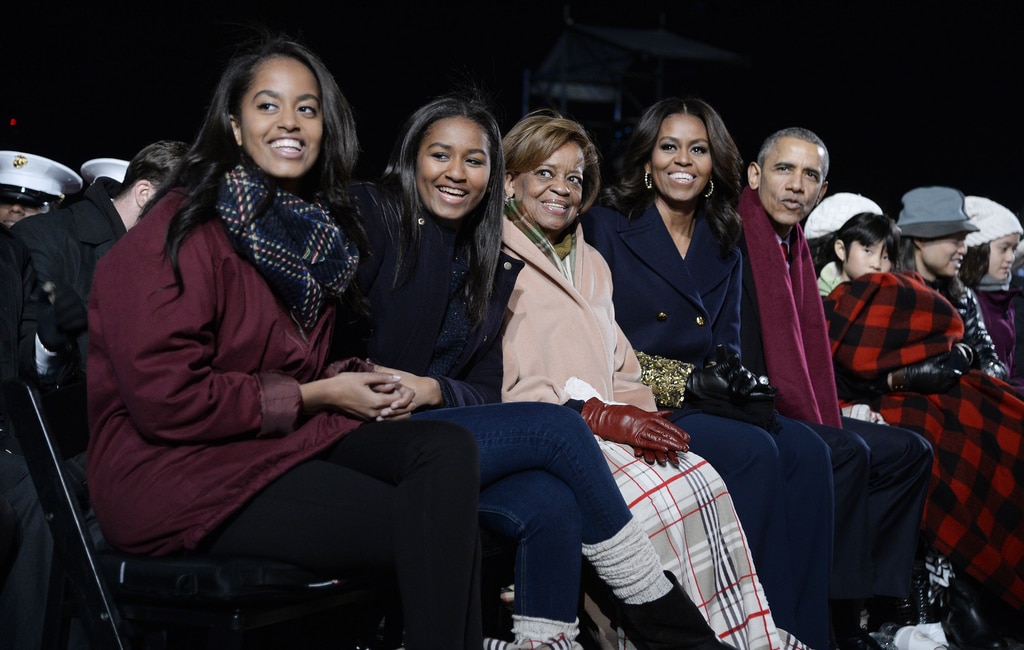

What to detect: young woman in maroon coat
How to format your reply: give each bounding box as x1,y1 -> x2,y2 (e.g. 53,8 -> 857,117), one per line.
85,34 -> 484,649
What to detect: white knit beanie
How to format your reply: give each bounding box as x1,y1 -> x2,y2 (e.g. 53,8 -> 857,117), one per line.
964,196 -> 1023,247
804,192 -> 884,240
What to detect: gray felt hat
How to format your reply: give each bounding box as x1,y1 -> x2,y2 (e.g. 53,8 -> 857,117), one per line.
898,186 -> 978,239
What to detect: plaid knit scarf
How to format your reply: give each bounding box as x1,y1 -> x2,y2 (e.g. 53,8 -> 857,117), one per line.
504,198 -> 576,283
216,164 -> 359,332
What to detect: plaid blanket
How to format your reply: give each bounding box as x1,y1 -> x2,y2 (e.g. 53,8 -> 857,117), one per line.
592,439 -> 805,650
823,271 -> 1024,610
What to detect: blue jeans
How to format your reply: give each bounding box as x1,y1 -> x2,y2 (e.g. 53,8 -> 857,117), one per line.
414,401 -> 633,622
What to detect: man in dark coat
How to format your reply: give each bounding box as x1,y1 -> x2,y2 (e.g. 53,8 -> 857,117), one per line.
736,127 -> 933,650
13,140 -> 187,384
1,141 -> 184,649
1,155 -> 81,650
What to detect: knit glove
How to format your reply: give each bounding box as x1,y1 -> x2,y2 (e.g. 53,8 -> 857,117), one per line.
580,398 -> 690,466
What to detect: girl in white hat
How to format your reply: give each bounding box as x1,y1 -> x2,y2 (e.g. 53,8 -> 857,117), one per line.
960,196 -> 1024,389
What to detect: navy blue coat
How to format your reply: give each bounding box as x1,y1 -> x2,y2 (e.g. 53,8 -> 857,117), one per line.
336,181 -> 522,407
580,204 -> 742,367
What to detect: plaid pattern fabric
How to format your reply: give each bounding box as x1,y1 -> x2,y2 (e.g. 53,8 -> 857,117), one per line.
825,271 -> 962,375
217,164 -> 359,331
824,271 -> 1024,610
504,198 -> 576,282
593,439 -> 805,650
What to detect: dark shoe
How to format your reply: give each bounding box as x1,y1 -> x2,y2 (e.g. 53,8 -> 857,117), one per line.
618,571 -> 733,650
943,574 -> 1008,650
834,628 -> 886,650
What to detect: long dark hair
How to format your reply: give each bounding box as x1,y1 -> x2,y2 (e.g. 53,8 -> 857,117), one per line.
600,97 -> 743,255
157,32 -> 365,286
959,243 -> 993,288
377,89 -> 505,327
809,211 -> 901,276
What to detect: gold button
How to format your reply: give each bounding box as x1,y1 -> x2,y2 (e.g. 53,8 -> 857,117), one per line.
503,262 -> 512,270
657,312 -> 668,321
696,316 -> 706,326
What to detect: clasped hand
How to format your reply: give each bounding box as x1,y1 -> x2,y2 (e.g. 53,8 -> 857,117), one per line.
304,370 -> 416,421
580,397 -> 690,466
686,345 -> 776,404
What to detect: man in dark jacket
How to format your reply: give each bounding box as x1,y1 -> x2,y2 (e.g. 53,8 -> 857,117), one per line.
13,140 -> 187,385
0,223 -> 64,650
736,127 -> 933,650
1,141 -> 184,649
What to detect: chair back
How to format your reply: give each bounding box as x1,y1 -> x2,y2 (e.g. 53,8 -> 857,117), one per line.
1,377 -> 391,650
2,378 -> 125,649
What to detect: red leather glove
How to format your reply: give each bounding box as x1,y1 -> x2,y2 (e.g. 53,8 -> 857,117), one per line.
580,398 -> 690,465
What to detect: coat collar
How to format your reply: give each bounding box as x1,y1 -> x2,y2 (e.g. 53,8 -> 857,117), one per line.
616,204 -> 736,299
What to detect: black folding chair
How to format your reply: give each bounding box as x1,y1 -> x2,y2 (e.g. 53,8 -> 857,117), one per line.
1,377 -> 394,650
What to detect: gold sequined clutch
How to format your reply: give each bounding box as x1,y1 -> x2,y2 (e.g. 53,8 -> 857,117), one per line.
634,351 -> 695,408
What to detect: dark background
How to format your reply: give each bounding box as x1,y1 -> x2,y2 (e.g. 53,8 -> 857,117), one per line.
3,1 -> 1021,217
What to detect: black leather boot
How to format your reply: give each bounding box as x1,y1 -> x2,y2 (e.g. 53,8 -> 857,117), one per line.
618,571 -> 733,650
943,573 -> 1008,650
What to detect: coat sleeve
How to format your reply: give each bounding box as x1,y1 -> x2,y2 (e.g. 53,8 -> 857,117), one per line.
89,205 -> 300,444
961,287 -> 1008,380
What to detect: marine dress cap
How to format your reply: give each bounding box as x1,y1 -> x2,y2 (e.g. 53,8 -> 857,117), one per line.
81,158 -> 129,184
804,192 -> 884,240
898,186 -> 977,239
0,150 -> 83,206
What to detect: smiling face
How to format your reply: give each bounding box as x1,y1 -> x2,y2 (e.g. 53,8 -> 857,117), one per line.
913,233 -> 969,281
230,56 -> 322,194
837,239 -> 891,282
415,116 -> 491,227
986,232 -> 1021,281
647,112 -> 712,215
505,141 -> 585,243
748,136 -> 829,238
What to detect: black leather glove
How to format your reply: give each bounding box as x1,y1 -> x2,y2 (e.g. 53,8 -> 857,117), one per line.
682,345 -> 779,432
686,345 -> 775,404
580,397 -> 690,466
36,282 -> 87,352
688,343 -> 770,405
892,344 -> 973,394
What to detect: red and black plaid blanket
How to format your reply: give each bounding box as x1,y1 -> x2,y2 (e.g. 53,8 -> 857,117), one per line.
824,270 -> 1024,610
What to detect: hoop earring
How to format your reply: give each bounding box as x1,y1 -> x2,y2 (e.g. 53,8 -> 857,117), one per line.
644,172 -> 653,190
703,179 -> 715,199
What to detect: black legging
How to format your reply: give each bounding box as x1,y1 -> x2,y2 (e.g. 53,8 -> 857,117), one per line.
207,418 -> 482,650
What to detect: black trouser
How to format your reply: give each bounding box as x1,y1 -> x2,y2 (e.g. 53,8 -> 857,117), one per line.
208,418 -> 483,650
808,416 -> 933,599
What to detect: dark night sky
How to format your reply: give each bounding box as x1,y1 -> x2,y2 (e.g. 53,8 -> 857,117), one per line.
3,1 -> 1022,216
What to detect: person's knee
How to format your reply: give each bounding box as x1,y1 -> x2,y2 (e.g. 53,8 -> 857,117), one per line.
414,421 -> 480,476
481,474 -> 581,543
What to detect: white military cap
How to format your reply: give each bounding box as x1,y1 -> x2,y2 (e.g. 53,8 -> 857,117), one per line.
0,150 -> 83,206
81,158 -> 129,185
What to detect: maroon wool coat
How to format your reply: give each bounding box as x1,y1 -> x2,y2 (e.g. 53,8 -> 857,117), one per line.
86,190 -> 362,555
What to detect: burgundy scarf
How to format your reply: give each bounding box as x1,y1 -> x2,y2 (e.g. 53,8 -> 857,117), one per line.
739,187 -> 841,427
